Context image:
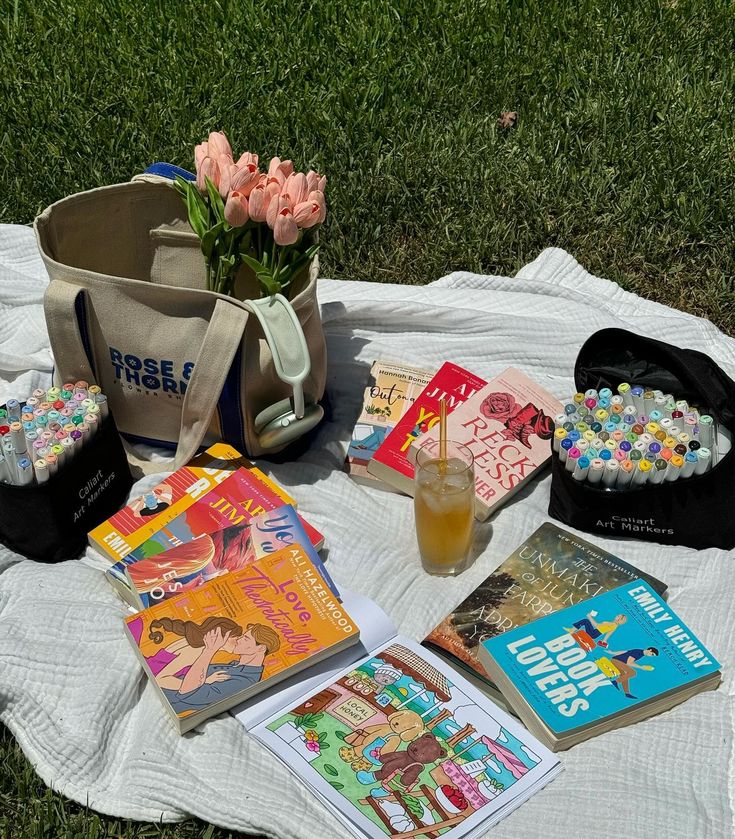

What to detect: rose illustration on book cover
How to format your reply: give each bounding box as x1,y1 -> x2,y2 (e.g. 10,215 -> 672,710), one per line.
480,392 -> 553,449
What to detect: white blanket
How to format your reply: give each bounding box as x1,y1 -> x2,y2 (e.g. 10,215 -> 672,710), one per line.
0,223 -> 732,839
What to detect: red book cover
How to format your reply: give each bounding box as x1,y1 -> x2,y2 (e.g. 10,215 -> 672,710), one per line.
108,467 -> 324,588
367,362 -> 487,494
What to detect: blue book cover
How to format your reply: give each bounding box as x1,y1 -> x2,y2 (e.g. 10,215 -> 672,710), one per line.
481,580 -> 720,735
109,505 -> 339,605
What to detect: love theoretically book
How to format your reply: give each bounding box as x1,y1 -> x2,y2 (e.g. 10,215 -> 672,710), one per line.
409,367 -> 563,520
367,362 -> 487,495
422,522 -> 667,701
345,360 -> 434,489
119,505 -> 338,611
105,466 -> 324,599
124,544 -> 360,734
249,636 -> 562,839
478,579 -> 720,750
88,442 -> 294,562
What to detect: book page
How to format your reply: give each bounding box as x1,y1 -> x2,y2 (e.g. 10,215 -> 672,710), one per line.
252,637 -> 560,839
233,589 -> 397,730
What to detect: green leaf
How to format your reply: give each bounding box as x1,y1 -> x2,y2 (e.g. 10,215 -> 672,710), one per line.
323,764 -> 339,777
403,795 -> 424,817
200,220 -> 225,260
329,782 -> 344,791
184,183 -> 207,239
335,731 -> 349,741
317,731 -> 328,742
279,242 -> 320,290
205,176 -> 225,223
320,741 -> 330,750
241,253 -> 282,296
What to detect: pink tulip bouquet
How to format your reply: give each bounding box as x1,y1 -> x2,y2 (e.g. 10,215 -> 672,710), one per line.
174,131 -> 326,299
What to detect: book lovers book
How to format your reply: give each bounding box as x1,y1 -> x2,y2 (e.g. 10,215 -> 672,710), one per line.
478,579 -> 720,750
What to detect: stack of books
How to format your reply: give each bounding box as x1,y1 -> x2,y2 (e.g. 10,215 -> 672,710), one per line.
345,360 -> 563,519
95,443 -> 360,735
421,522 -> 720,751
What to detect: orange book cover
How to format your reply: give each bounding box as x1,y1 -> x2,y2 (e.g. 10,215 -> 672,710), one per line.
88,443 -> 295,562
124,544 -> 360,733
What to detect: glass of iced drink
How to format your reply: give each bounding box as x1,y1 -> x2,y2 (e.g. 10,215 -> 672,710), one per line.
414,440 -> 475,576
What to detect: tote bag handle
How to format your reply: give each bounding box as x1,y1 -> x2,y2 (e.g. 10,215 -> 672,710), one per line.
44,279 -> 247,475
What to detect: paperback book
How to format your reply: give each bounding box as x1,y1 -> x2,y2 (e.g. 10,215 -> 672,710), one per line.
478,579 -> 721,750
345,360 -> 434,488
119,506 -> 338,610
88,442 -> 292,562
124,544 -> 360,734
106,467 -> 324,598
409,367 -> 563,520
367,362 -> 487,495
423,523 -> 667,700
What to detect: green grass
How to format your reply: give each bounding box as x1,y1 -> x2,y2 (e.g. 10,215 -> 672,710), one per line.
2,0 -> 735,329
0,0 -> 734,834
0,724 -> 248,839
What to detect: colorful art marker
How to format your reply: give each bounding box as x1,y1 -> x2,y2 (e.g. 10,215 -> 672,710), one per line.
572,455 -> 590,481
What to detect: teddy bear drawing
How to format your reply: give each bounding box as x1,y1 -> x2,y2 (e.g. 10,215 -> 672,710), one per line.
356,733 -> 446,792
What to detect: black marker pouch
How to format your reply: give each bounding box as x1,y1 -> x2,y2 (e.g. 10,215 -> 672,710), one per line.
0,412 -> 133,562
549,328 -> 735,551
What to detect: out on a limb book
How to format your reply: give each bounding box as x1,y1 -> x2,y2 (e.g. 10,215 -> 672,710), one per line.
250,637 -> 561,839
345,360 -> 434,489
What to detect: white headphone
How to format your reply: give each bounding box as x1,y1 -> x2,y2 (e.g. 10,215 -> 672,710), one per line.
247,294 -> 324,450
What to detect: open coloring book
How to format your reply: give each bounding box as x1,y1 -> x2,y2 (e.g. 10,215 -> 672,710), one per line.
235,591 -> 562,839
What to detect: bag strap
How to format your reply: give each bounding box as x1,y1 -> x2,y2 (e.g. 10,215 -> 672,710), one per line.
44,279 -> 248,474
44,279 -> 98,385
173,298 -> 247,468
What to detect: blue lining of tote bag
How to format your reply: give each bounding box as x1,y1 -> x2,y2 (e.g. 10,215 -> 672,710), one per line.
143,162 -> 248,453
74,291 -> 97,378
143,162 -> 196,181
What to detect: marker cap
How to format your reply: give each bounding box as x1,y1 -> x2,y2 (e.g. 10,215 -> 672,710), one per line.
587,458 -> 605,485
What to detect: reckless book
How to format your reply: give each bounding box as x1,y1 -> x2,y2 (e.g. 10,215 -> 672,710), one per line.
423,523 -> 667,699
409,367 -> 563,520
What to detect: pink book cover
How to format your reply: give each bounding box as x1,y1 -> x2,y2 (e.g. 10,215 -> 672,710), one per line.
366,362 -> 487,493
410,367 -> 563,519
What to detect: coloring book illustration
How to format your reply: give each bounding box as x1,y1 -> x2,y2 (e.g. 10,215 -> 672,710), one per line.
264,641 -> 544,838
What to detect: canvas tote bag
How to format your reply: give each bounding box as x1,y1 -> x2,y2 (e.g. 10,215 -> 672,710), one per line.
35,170 -> 327,471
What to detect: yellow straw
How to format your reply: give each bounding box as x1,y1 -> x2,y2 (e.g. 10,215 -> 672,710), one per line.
439,398 -> 447,473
